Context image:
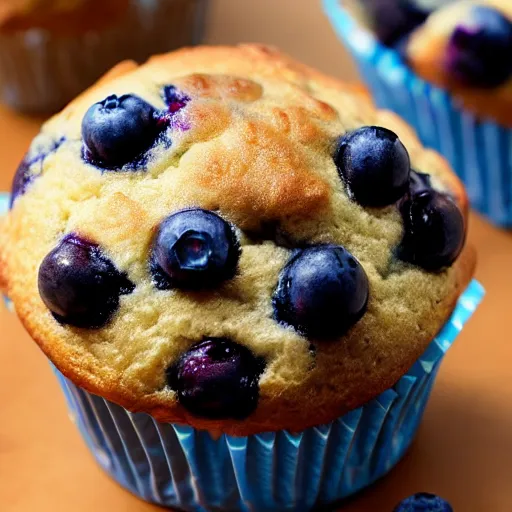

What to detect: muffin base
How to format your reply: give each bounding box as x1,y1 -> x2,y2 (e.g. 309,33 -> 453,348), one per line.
324,0 -> 512,227
53,280 -> 483,512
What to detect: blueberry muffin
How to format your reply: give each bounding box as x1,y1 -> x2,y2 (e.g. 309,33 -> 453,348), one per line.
0,44 -> 475,437
0,0 -> 207,112
350,0 -> 512,125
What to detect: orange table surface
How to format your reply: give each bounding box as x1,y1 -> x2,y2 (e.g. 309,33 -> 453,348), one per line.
1,100 -> 512,512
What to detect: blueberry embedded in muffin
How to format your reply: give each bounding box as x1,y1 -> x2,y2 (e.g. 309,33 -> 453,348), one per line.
10,135 -> 65,207
162,84 -> 191,113
273,245 -> 369,339
0,45 -> 475,435
81,94 -> 165,169
398,186 -> 465,271
402,1 -> 512,124
335,125 -> 411,207
150,208 -> 240,290
444,5 -> 512,88
167,338 -> 265,419
38,234 -> 135,328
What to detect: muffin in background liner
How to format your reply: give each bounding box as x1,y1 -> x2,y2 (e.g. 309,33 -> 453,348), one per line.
1,191 -> 484,512
323,0 -> 512,228
0,0 -> 207,114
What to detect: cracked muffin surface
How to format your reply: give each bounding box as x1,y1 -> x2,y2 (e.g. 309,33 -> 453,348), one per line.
0,44 -> 475,435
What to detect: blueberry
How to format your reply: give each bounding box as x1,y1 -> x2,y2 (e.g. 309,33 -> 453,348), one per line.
150,209 -> 240,290
38,234 -> 134,328
167,338 -> 265,419
361,0 -> 429,46
162,85 -> 190,113
398,189 -> 465,271
445,6 -> 512,88
273,245 -> 369,339
335,126 -> 411,207
82,94 -> 161,168
10,137 -> 65,207
393,492 -> 453,511
10,157 -> 33,208
409,169 -> 432,194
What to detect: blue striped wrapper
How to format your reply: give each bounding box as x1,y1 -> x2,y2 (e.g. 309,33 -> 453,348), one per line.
50,280 -> 483,511
323,0 -> 512,227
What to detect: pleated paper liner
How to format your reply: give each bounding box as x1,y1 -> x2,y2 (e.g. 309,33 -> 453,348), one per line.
53,280 -> 483,511
323,0 -> 512,228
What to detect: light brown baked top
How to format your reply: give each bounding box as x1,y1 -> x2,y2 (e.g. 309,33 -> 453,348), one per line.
0,45 -> 475,435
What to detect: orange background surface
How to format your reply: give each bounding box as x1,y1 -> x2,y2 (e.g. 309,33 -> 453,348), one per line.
1,1 -> 512,511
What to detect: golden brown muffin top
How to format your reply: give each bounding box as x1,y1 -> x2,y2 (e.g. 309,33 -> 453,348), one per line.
0,45 -> 474,435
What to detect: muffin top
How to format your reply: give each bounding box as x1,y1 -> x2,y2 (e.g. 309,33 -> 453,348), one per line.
0,0 -> 128,33
0,45 -> 474,436
350,0 -> 512,125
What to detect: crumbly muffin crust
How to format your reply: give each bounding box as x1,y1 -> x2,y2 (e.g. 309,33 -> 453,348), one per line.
0,45 -> 475,435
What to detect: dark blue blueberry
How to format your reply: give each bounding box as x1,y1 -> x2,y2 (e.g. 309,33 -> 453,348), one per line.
445,6 -> 512,88
398,189 -> 465,271
361,0 -> 430,46
335,126 -> 411,207
273,245 -> 369,339
38,234 -> 134,328
162,85 -> 190,113
82,94 -> 162,168
150,209 -> 240,290
10,137 -> 65,207
409,169 -> 432,194
393,492 -> 453,511
10,157 -> 33,208
167,338 -> 265,419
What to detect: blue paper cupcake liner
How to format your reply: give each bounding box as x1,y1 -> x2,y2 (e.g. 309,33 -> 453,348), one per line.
323,0 -> 512,227
0,192 -> 13,312
50,280 -> 483,511
1,192 -> 484,510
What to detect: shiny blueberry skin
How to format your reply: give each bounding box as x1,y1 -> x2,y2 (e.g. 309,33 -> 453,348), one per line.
167,338 -> 265,419
82,94 -> 162,168
38,234 -> 135,328
398,189 -> 465,271
445,6 -> 512,88
150,209 -> 240,290
335,126 -> 411,207
393,492 -> 453,512
273,245 -> 369,339
162,85 -> 190,113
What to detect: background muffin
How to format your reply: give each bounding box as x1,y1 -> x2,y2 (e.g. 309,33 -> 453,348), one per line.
0,0 -> 208,113
0,45 -> 481,510
324,0 -> 512,227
